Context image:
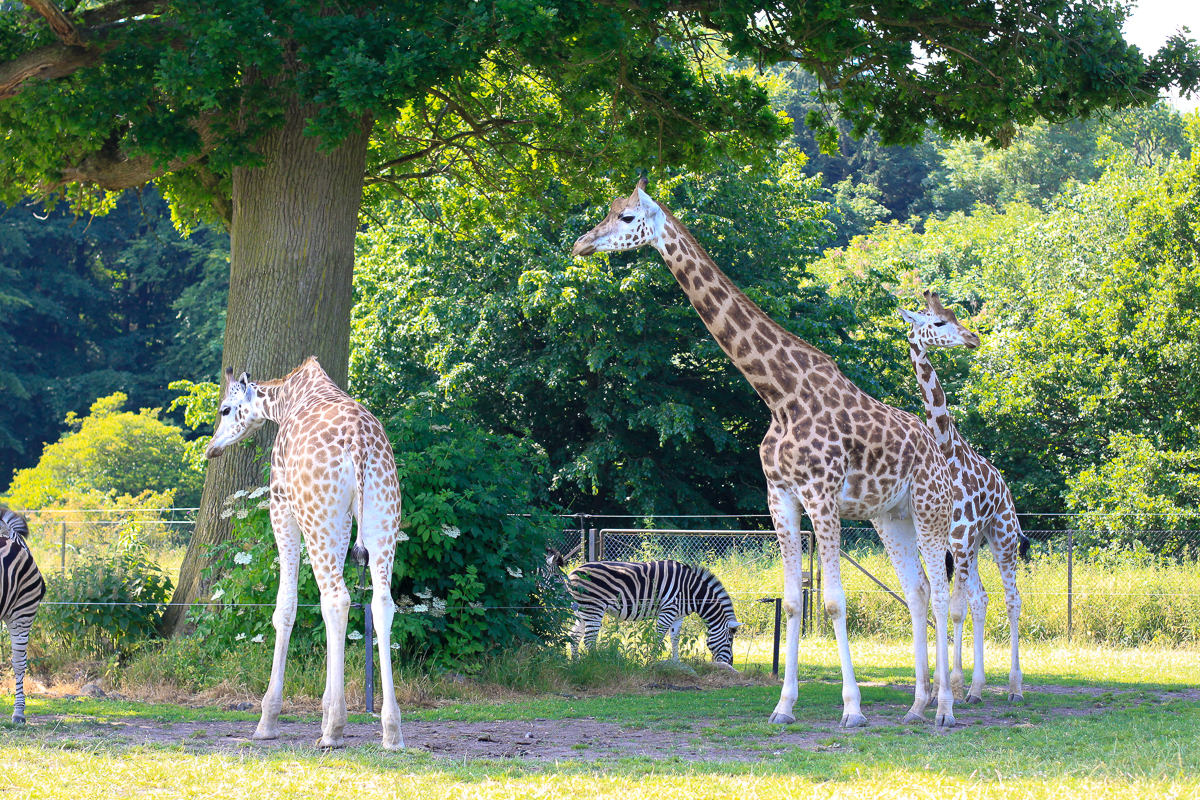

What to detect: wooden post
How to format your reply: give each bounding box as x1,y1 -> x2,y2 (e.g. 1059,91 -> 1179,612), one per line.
1067,529 -> 1074,643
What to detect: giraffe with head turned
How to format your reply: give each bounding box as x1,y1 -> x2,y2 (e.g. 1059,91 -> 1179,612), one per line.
572,179 -> 972,728
900,290 -> 1029,704
205,356 -> 405,749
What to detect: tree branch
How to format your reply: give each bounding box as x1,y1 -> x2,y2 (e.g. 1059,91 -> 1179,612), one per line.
0,41 -> 101,100
22,0 -> 84,46
78,0 -> 166,26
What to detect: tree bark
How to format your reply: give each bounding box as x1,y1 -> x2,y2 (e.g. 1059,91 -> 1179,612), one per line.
160,92 -> 370,634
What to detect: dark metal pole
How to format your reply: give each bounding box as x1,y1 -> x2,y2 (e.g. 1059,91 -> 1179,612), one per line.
773,598 -> 782,677
364,602 -> 375,714
587,528 -> 597,562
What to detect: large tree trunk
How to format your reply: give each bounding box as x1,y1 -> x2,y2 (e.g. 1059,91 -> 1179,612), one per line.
160,93 -> 370,634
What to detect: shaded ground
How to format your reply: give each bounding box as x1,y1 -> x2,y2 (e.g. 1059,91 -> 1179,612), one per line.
14,683 -> 1199,762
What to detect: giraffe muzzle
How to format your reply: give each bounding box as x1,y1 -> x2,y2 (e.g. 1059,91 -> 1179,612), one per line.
205,443 -> 225,459
571,236 -> 597,257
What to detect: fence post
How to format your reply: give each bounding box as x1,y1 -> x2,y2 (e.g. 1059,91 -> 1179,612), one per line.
1067,529 -> 1074,644
60,522 -> 67,572
364,603 -> 375,714
587,529 -> 597,562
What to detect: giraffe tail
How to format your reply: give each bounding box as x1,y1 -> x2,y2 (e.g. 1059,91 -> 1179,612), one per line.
350,429 -> 369,564
944,550 -> 954,583
1018,530 -> 1031,560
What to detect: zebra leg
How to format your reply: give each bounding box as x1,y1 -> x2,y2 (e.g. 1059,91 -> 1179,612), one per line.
656,612 -> 682,662
8,621 -> 32,724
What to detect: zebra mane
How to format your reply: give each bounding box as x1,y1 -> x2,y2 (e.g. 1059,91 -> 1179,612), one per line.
0,508 -> 30,542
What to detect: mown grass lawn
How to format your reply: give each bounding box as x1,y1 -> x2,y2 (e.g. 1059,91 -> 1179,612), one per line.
1,640 -> 1197,799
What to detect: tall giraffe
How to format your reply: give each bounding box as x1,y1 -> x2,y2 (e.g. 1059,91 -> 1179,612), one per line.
572,179 -> 971,728
205,357 -> 404,749
900,290 -> 1028,703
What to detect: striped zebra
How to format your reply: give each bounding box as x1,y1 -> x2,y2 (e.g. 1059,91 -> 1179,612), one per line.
0,509 -> 45,724
554,557 -> 742,669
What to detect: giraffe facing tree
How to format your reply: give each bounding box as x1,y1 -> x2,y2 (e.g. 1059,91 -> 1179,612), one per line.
572,179 -> 972,728
205,357 -> 405,750
900,290 -> 1029,703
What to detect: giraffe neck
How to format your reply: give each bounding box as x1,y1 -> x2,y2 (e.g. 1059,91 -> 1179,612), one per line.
650,213 -> 831,408
255,383 -> 288,423
907,339 -> 957,458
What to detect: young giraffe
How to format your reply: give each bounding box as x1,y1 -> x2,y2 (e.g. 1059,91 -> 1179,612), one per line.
900,290 -> 1029,703
572,179 -> 971,728
205,357 -> 404,749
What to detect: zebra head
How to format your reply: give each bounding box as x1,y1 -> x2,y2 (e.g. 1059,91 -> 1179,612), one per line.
205,367 -> 267,459
706,614 -> 742,669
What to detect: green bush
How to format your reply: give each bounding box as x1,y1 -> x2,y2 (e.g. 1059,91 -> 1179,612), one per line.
190,396 -> 570,667
40,548 -> 173,656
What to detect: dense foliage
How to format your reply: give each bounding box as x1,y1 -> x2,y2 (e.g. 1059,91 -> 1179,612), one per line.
40,548 -> 174,656
814,115 -> 1200,538
191,396 -> 567,664
5,392 -> 205,509
0,189 -> 228,489
350,157 -> 917,517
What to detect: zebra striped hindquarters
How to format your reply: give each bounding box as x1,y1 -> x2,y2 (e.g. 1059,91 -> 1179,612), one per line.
0,509 -> 45,724
565,560 -> 742,668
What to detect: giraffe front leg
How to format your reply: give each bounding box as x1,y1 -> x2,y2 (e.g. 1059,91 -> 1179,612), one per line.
963,550 -> 989,704
874,513 -> 932,723
254,513 -> 302,742
949,556 -> 968,702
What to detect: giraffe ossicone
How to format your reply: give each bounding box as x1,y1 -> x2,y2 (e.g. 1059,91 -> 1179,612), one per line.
207,357 -> 405,750
901,290 -> 1028,704
573,180 -> 973,729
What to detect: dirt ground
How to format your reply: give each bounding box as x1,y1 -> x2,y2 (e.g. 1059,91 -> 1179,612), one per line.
17,684 -> 1199,762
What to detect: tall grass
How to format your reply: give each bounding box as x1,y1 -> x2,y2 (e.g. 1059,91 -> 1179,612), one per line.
693,546 -> 1200,647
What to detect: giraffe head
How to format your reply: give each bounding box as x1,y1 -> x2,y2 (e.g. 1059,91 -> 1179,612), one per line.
205,367 -> 267,459
899,290 -> 981,351
571,177 -> 667,256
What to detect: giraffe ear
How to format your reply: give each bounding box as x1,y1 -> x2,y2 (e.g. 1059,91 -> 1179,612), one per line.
636,175 -> 648,193
898,308 -> 920,324
238,372 -> 250,386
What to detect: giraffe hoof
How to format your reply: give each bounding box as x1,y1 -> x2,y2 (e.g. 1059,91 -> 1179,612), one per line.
251,728 -> 279,741
767,712 -> 795,725
381,735 -> 404,751
903,712 -> 925,724
966,694 -> 983,705
840,713 -> 867,728
1008,693 -> 1025,703
935,714 -> 956,729
316,736 -> 345,750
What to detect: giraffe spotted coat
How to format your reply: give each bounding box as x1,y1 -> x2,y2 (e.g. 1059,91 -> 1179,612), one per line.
206,357 -> 405,750
573,179 -> 972,729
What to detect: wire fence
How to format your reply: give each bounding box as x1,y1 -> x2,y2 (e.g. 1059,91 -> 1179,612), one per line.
12,508 -> 1200,645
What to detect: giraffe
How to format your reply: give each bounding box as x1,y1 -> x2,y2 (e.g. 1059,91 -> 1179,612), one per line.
205,357 -> 405,750
572,179 -> 971,728
900,290 -> 1028,703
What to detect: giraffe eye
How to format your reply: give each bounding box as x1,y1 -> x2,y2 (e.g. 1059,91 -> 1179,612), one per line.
619,214 -> 635,223
934,321 -> 947,327
221,407 -> 231,416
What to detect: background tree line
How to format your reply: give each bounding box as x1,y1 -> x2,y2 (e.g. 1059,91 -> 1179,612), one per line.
6,78 -> 1198,544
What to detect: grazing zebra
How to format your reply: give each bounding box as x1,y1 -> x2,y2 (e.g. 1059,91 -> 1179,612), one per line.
0,509 -> 45,724
554,557 -> 742,669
